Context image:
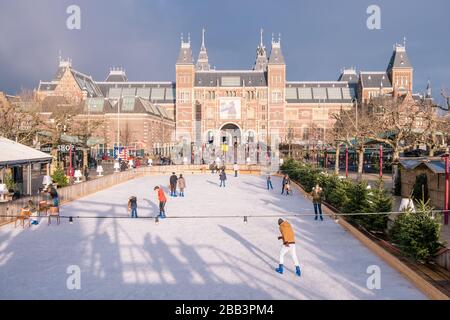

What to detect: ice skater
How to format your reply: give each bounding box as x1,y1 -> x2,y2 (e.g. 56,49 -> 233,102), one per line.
233,163 -> 239,177
267,175 -> 273,190
284,175 -> 292,196
128,196 -> 138,218
154,186 -> 167,218
169,172 -> 178,197
275,218 -> 301,277
281,175 -> 289,195
178,174 -> 186,197
311,184 -> 324,221
219,169 -> 227,187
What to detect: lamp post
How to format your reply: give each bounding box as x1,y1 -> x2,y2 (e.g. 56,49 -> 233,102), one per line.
352,98 -> 358,131
443,153 -> 449,225
116,95 -> 122,161
379,145 -> 383,179
345,145 -> 349,178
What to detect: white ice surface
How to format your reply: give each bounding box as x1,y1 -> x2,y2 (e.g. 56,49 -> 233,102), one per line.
0,174 -> 426,300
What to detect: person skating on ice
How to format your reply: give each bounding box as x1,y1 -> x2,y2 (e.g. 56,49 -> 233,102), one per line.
128,196 -> 138,218
311,184 -> 324,221
275,218 -> 301,277
178,174 -> 186,197
169,172 -> 178,197
219,169 -> 227,187
267,175 -> 273,190
154,186 -> 167,218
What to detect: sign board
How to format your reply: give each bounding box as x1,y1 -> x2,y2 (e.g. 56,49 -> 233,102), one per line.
219,99 -> 241,120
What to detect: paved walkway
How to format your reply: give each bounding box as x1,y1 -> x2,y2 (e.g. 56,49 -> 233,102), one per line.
0,174 -> 426,299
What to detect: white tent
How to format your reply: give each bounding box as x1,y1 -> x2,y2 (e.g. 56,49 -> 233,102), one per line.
0,137 -> 53,168
0,137 -> 53,195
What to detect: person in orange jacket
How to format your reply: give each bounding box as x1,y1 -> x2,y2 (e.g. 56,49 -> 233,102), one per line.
154,186 -> 167,218
275,218 -> 301,277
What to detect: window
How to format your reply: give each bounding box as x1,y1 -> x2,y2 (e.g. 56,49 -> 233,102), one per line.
87,98 -> 104,113
136,88 -> 151,99
178,91 -> 191,103
247,131 -> 255,143
302,127 -> 309,141
315,127 -> 325,141
285,88 -> 298,100
271,90 -> 283,103
151,88 -> 165,100
121,97 -> 135,111
221,76 -> 240,87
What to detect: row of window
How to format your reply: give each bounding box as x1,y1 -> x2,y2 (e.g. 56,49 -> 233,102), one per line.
179,90 -> 272,102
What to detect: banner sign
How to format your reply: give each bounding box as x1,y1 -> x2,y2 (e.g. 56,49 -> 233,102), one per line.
219,99 -> 241,120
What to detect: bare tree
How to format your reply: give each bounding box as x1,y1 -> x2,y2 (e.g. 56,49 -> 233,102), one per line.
332,109 -> 370,180
0,91 -> 42,145
326,114 -> 347,175
364,95 -> 423,160
416,102 -> 449,156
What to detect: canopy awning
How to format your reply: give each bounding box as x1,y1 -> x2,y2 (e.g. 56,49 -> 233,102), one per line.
0,137 -> 53,168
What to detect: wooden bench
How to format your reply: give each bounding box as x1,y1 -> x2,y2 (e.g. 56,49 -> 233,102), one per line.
15,208 -> 31,228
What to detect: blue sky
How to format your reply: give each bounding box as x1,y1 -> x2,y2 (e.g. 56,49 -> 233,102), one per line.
0,0 -> 449,104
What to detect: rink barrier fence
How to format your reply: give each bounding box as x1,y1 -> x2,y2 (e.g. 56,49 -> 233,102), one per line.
0,164 -> 269,226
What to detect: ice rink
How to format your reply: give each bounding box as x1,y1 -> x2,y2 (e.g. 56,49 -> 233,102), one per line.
0,173 -> 426,299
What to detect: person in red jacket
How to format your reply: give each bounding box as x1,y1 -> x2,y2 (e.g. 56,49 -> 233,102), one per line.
154,186 -> 167,218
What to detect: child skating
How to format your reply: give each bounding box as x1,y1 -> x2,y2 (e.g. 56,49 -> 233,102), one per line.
128,196 -> 138,218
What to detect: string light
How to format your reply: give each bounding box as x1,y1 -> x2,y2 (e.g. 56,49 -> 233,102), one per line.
244,216 -> 248,224
69,216 -> 73,224
155,216 -> 159,225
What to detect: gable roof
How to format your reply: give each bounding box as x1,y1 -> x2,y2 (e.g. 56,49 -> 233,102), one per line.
398,157 -> 447,174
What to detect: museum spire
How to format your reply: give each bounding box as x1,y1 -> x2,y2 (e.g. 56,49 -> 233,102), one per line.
196,28 -> 211,71
253,28 -> 268,71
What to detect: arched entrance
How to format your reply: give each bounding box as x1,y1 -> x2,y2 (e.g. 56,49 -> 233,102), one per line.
220,123 -> 241,164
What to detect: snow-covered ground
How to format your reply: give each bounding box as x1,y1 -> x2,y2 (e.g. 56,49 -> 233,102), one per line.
0,173 -> 426,300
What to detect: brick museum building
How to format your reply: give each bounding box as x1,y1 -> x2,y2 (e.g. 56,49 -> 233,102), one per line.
35,30 -> 420,164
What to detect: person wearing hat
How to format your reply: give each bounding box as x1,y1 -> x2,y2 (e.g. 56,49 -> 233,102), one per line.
169,172 -> 178,197
275,218 -> 301,277
154,186 -> 167,218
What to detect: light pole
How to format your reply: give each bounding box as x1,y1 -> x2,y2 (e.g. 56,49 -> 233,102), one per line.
443,153 -> 449,225
345,145 -> 349,178
352,98 -> 358,130
379,145 -> 383,178
117,94 -> 122,160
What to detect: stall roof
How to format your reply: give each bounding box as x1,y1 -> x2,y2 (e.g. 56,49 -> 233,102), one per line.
398,157 -> 447,174
0,137 -> 53,167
